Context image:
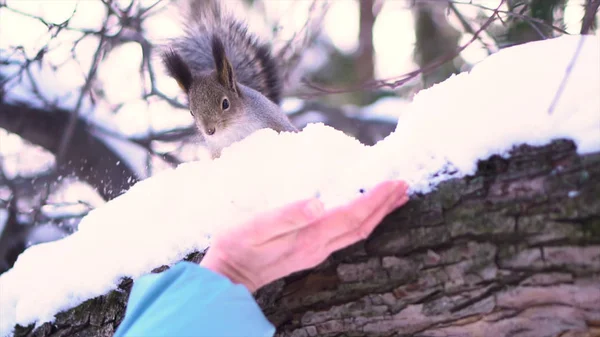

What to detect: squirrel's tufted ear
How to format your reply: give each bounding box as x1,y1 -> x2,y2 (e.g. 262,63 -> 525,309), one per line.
162,49 -> 193,93
212,35 -> 240,96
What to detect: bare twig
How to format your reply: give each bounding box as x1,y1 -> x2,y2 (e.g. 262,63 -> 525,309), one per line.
0,3 -> 89,34
301,0 -> 506,97
449,2 -> 495,55
142,35 -> 188,109
274,0 -> 332,87
31,5 -> 111,223
139,0 -> 170,18
56,3 -> 111,165
450,0 -> 569,36
580,0 -> 600,34
548,36 -> 587,115
0,0 -> 208,243
88,122 -> 188,167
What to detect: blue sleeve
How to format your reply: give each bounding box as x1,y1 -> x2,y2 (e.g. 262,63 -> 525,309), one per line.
114,261 -> 275,337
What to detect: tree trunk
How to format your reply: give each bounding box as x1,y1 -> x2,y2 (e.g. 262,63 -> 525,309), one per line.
356,0 -> 377,83
13,139 -> 600,337
413,1 -> 464,89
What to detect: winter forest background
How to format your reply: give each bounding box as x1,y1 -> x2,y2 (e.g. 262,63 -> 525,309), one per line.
0,0 -> 598,275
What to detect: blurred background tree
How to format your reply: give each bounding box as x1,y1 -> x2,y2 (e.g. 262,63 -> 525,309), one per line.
0,0 -> 597,274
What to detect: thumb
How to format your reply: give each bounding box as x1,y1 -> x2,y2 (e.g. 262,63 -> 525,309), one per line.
246,198 -> 325,245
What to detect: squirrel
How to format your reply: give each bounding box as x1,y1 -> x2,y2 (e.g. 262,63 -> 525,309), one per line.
161,0 -> 298,159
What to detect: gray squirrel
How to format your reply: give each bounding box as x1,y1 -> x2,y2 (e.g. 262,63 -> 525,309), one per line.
161,0 -> 298,159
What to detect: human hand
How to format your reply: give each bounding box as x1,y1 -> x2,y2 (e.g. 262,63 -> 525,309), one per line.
200,180 -> 410,292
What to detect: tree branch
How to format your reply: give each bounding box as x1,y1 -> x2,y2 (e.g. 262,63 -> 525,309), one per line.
12,139 -> 600,337
580,0 -> 600,34
0,103 -> 139,201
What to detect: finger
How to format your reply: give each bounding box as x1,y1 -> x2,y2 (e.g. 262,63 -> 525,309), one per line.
243,197 -> 325,245
254,182 -> 409,281
292,180 -> 406,255
394,186 -> 410,209
319,180 -> 407,237
325,193 -> 409,254
284,186 -> 405,272
254,180 -> 406,247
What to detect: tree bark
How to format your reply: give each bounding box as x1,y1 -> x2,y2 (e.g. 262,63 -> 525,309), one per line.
413,1 -> 464,89
356,0 -> 377,82
13,139 -> 600,337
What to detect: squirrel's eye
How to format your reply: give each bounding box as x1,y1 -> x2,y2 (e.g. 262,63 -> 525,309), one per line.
189,110 -> 194,116
221,98 -> 230,111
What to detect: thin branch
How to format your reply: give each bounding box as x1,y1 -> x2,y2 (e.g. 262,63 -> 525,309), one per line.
450,0 -> 569,36
274,0 -> 332,87
520,14 -> 551,40
0,0 -> 198,230
1,4 -> 55,28
88,122 -> 187,167
32,6 -> 111,222
0,3 -> 91,34
142,34 -> 187,109
55,25 -> 108,164
448,2 -> 495,55
548,36 -> 587,115
581,0 -> 600,34
139,0 -> 170,18
301,0 -> 506,97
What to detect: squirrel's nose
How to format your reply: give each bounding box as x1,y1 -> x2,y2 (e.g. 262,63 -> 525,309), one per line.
207,127 -> 216,135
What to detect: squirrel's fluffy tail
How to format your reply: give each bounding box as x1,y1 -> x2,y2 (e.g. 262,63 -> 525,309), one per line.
168,0 -> 282,104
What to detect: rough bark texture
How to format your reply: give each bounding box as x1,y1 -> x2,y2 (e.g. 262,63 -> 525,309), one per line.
13,139 -> 600,337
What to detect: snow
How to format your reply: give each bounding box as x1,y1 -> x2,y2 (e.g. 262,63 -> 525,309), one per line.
1,34 -> 599,337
